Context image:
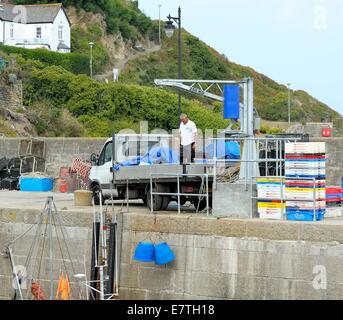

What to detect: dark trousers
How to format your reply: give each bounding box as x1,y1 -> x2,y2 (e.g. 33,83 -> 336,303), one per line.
180,143 -> 195,164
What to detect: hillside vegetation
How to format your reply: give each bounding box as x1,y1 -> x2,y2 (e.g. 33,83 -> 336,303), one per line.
0,0 -> 341,137
121,31 -> 342,127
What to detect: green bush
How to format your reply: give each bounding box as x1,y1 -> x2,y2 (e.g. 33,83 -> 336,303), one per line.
0,45 -> 89,74
23,65 -> 230,136
13,0 -> 157,41
71,25 -> 109,73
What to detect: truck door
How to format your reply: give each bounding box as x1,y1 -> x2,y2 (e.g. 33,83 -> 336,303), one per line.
93,141 -> 113,190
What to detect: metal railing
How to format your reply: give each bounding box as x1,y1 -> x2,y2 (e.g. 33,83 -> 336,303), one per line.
204,136 -> 301,191
150,173 -> 210,216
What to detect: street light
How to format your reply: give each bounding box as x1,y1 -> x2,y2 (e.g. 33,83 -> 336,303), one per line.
164,20 -> 175,38
158,4 -> 162,45
89,42 -> 94,79
287,83 -> 291,124
165,7 -> 182,120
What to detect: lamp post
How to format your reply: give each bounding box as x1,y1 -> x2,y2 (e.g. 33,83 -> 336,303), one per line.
165,6 -> 182,120
287,83 -> 291,124
158,4 -> 162,45
89,42 -> 94,79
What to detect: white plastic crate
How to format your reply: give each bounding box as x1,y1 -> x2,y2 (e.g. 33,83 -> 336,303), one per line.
285,142 -> 325,154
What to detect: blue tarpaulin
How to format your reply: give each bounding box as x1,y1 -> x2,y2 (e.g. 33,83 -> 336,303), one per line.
205,141 -> 240,159
114,147 -> 179,171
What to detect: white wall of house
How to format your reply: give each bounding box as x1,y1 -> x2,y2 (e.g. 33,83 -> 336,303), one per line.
51,8 -> 71,52
0,8 -> 70,52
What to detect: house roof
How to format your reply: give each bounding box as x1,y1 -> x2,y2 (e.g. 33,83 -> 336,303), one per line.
57,42 -> 70,50
0,3 -> 71,25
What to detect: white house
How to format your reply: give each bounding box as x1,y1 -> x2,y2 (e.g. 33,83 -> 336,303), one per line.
0,3 -> 71,53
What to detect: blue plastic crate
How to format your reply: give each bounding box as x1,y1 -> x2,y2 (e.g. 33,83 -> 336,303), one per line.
287,210 -> 325,221
20,177 -> 53,192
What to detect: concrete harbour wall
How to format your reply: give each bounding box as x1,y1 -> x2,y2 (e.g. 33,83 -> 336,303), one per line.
119,213 -> 343,300
2,207 -> 343,300
0,207 -> 94,300
0,137 -> 106,177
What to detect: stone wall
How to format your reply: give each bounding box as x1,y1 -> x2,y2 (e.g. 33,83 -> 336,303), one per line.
1,137 -> 343,184
3,207 -> 343,300
119,213 -> 343,300
0,137 -> 106,177
310,137 -> 343,186
0,207 -> 94,300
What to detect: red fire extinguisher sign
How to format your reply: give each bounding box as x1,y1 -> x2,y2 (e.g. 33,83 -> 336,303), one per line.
322,128 -> 332,137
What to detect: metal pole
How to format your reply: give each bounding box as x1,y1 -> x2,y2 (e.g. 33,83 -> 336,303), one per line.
177,6 -> 182,119
98,192 -> 105,300
90,44 -> 93,79
47,197 -> 54,300
206,174 -> 209,216
281,177 -> 284,220
158,4 -> 162,45
150,176 -> 153,214
177,175 -> 181,215
126,179 -> 129,212
213,137 -> 217,190
313,178 -> 316,222
287,83 -> 291,124
7,247 -> 23,300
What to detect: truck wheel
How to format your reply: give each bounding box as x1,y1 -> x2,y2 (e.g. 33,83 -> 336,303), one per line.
92,184 -> 106,205
146,189 -> 163,211
160,196 -> 170,211
193,196 -> 212,212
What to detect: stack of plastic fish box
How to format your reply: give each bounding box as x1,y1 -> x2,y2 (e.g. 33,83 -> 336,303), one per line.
257,178 -> 285,220
285,142 -> 326,221
325,187 -> 343,218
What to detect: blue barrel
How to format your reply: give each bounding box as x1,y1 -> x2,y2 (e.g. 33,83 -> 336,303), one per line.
154,242 -> 175,265
341,177 -> 343,189
223,85 -> 240,120
133,242 -> 155,262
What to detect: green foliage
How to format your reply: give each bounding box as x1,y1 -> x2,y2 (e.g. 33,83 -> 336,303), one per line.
260,124 -> 284,135
23,65 -> 230,136
121,31 -> 343,128
71,25 -> 109,73
12,0 -> 157,41
0,45 -> 89,74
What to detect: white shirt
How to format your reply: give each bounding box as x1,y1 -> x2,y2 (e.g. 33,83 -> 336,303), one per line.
180,120 -> 197,146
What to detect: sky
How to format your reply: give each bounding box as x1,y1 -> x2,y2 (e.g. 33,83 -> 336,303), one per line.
139,0 -> 343,115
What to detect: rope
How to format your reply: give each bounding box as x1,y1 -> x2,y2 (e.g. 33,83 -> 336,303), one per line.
24,211 -> 44,268
36,216 -> 48,282
52,212 -> 72,300
53,203 -> 84,300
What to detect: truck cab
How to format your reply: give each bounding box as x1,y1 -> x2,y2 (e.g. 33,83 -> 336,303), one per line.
89,134 -> 175,205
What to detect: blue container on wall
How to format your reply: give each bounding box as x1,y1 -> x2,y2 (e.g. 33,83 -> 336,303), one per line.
20,177 -> 53,192
223,85 -> 240,120
154,242 -> 175,265
133,242 -> 155,263
341,177 -> 343,189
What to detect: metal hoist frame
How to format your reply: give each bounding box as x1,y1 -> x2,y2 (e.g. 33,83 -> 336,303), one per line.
154,78 -> 260,181
154,78 -> 259,136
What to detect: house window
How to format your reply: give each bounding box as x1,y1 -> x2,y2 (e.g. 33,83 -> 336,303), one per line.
58,26 -> 63,41
10,24 -> 14,39
36,27 -> 42,39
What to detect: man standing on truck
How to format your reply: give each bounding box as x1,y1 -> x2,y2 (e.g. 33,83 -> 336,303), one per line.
179,113 -> 197,164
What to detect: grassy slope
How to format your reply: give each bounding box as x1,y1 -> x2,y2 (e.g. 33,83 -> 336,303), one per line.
121,31 -> 343,129
1,0 -> 341,137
